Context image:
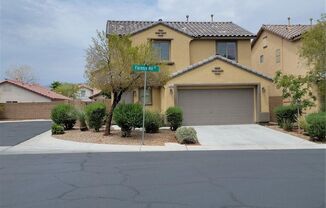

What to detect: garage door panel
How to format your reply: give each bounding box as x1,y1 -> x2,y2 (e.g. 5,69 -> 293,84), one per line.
178,88 -> 254,125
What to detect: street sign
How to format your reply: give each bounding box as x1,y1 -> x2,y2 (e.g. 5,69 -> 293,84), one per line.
131,64 -> 160,145
132,64 -> 160,72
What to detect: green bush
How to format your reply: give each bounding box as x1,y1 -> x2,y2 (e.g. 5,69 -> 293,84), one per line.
51,124 -> 64,135
145,111 -> 162,133
85,102 -> 106,132
282,119 -> 294,131
78,111 -> 88,131
51,104 -> 77,130
274,105 -> 298,127
306,112 -> 326,141
175,127 -> 198,144
166,107 -> 183,131
113,103 -> 143,137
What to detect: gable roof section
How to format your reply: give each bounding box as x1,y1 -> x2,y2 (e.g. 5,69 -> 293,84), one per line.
252,24 -> 311,47
106,20 -> 255,38
0,79 -> 71,100
171,55 -> 273,81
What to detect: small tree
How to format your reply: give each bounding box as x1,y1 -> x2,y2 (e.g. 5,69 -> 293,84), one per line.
5,65 -> 36,83
274,71 -> 316,131
299,14 -> 326,111
85,31 -> 169,135
50,81 -> 62,90
53,83 -> 79,98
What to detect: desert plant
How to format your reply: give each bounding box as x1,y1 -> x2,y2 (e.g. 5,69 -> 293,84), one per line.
175,127 -> 198,144
113,103 -> 143,137
166,106 -> 183,131
298,116 -> 308,132
144,111 -> 162,133
51,104 -> 78,130
306,112 -> 326,141
84,102 -> 106,132
274,105 -> 298,127
282,119 -> 294,131
51,124 -> 64,135
78,111 -> 88,131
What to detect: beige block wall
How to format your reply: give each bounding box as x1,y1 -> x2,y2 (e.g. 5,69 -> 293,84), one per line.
131,24 -> 192,74
0,83 -> 52,103
160,59 -> 275,120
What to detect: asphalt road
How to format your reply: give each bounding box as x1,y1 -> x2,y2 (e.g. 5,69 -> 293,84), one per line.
0,150 -> 325,208
0,121 -> 52,146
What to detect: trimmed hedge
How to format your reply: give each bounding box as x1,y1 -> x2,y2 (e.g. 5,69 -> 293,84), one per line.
84,102 -> 106,132
145,111 -> 162,133
113,103 -> 143,137
51,124 -> 64,135
306,112 -> 326,141
166,107 -> 183,131
274,105 -> 298,128
175,127 -> 198,144
51,104 -> 77,130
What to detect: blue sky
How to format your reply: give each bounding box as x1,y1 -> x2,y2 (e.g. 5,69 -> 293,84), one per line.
0,0 -> 324,85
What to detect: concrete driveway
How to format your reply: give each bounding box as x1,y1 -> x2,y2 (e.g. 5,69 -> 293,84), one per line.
193,124 -> 318,149
0,121 -> 52,146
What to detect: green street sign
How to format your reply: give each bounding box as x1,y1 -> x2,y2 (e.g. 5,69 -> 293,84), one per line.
132,64 -> 160,72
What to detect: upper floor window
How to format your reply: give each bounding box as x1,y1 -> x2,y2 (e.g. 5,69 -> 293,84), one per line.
216,41 -> 237,61
260,55 -> 264,64
275,49 -> 281,63
152,40 -> 170,61
80,90 -> 86,98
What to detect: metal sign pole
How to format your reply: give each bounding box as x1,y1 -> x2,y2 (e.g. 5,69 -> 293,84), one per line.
141,70 -> 147,145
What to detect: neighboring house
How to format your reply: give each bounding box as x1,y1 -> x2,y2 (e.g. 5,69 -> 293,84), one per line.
251,23 -> 320,112
76,84 -> 101,101
251,24 -> 312,77
0,79 -> 70,103
106,20 -> 279,125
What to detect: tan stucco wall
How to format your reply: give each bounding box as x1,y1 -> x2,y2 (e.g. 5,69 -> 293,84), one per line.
160,59 -> 276,121
0,83 -> 52,103
237,40 -> 252,67
251,30 -> 308,77
130,24 -> 192,74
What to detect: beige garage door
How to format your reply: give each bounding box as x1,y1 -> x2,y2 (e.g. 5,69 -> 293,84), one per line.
178,88 -> 254,125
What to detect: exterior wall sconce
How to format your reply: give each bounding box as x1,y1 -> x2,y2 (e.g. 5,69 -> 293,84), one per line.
262,87 -> 266,93
168,84 -> 174,95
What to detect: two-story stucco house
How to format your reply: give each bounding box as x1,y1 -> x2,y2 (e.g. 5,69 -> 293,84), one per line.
107,20 -> 279,125
251,23 -> 320,112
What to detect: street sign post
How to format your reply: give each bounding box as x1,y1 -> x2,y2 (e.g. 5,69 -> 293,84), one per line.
131,64 -> 160,145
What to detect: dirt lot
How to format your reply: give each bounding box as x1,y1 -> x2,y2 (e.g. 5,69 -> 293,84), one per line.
54,128 -> 177,146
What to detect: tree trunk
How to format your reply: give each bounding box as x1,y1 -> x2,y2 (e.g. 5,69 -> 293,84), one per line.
104,91 -> 122,135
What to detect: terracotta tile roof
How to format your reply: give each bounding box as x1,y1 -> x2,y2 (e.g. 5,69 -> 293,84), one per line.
252,24 -> 312,47
0,79 -> 71,100
171,55 -> 273,81
106,20 -> 255,38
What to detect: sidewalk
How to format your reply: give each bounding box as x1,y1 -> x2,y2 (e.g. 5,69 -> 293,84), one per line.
1,130 -> 325,155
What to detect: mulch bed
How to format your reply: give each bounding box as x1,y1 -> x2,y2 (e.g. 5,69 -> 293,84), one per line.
53,127 -> 178,146
263,123 -> 325,144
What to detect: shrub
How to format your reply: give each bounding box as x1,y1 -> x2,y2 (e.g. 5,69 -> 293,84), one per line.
166,107 -> 183,131
282,119 -> 294,131
274,105 -> 298,127
175,127 -> 198,144
298,116 -> 308,132
113,103 -> 143,137
145,111 -> 162,133
306,112 -> 326,141
51,104 -> 77,130
84,102 -> 106,132
51,124 -> 64,135
78,111 -> 88,131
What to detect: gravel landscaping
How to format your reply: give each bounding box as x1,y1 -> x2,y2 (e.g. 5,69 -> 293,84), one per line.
53,127 -> 177,146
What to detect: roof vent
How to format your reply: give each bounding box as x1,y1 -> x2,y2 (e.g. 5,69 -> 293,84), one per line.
158,19 -> 162,22
186,15 -> 189,22
309,18 -> 313,26
211,14 -> 214,22
287,17 -> 291,26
